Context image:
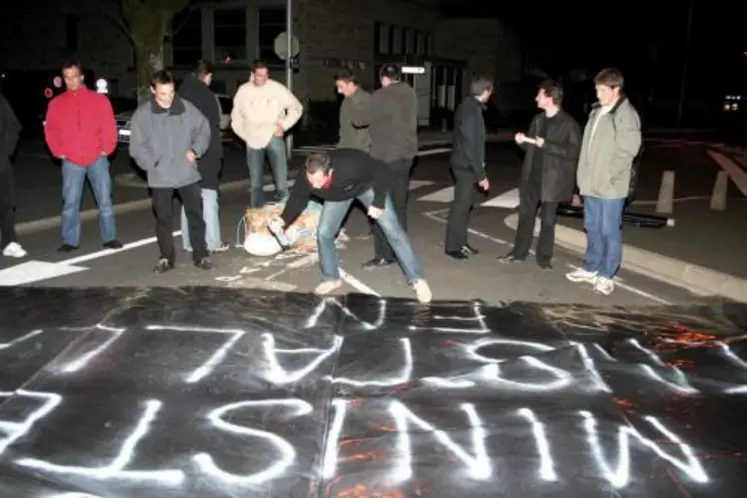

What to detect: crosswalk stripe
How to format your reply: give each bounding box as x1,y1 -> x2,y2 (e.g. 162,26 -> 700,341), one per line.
417,186 -> 454,202
480,187 -> 520,208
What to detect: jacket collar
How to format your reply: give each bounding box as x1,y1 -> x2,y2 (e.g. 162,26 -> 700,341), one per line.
592,95 -> 627,113
151,94 -> 186,115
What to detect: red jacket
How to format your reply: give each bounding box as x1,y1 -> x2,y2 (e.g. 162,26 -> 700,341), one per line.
44,88 -> 117,166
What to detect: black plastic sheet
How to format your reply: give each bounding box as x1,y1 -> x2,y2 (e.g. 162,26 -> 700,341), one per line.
0,287 -> 745,497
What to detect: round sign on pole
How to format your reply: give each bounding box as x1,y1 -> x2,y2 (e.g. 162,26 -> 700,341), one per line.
274,32 -> 299,61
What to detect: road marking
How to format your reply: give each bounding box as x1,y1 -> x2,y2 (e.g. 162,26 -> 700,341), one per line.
417,147 -> 452,156
0,261 -> 87,286
707,149 -> 747,196
423,210 -> 671,305
61,232 -> 179,266
480,187 -> 520,208
293,146 -> 453,158
339,268 -> 380,296
418,186 -> 454,202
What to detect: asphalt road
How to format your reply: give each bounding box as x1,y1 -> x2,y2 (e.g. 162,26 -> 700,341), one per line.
1,140 -> 717,307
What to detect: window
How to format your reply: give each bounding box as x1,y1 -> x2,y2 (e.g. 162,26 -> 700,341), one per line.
388,25 -> 396,55
374,21 -> 388,55
424,33 -> 432,55
172,8 -> 202,66
401,28 -> 410,55
64,14 -> 78,52
258,7 -> 285,65
414,30 -> 423,55
214,8 -> 246,62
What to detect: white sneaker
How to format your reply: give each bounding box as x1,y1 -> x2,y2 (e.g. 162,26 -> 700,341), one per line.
2,242 -> 27,258
412,279 -> 433,304
594,276 -> 615,296
565,268 -> 598,284
314,280 -> 342,296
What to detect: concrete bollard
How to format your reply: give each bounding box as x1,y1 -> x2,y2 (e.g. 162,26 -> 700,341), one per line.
655,170 -> 675,214
710,170 -> 728,211
441,118 -> 448,133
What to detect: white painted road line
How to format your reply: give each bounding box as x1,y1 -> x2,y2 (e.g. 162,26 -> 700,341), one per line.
0,261 -> 87,286
61,231 -> 180,266
707,149 -> 747,197
480,187 -> 520,208
339,268 -> 380,296
423,210 -> 671,305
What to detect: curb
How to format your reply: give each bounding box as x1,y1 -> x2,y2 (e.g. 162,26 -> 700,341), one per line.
16,178 -> 252,236
504,212 -> 747,303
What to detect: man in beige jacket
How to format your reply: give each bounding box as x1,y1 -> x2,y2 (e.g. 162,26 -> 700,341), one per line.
231,60 -> 303,207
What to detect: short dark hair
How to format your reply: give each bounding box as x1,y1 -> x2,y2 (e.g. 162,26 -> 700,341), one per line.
379,63 -> 401,82
193,60 -> 214,79
305,152 -> 332,174
252,59 -> 269,72
150,70 -> 175,88
594,68 -> 624,89
539,79 -> 563,105
62,59 -> 83,72
335,68 -> 358,85
470,76 -> 493,97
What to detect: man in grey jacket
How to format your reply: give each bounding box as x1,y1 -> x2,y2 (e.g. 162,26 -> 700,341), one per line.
565,68 -> 642,296
334,69 -> 372,152
129,70 -> 213,274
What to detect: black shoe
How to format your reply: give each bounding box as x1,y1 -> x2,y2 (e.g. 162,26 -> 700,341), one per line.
194,257 -> 214,270
154,258 -> 174,274
361,257 -> 395,269
103,239 -> 123,249
462,244 -> 480,255
497,253 -> 525,264
537,259 -> 553,270
445,250 -> 469,260
57,244 -> 78,253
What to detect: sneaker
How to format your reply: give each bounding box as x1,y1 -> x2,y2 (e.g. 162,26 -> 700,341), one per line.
594,276 -> 615,296
2,242 -> 27,258
154,258 -> 174,274
314,280 -> 342,296
211,242 -> 230,253
412,279 -> 433,304
103,239 -> 123,249
194,257 -> 214,270
565,268 -> 598,283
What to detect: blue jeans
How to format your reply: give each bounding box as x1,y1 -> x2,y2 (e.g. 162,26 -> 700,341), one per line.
317,188 -> 425,283
247,137 -> 288,208
61,156 -> 116,246
181,188 -> 221,251
582,196 -> 626,278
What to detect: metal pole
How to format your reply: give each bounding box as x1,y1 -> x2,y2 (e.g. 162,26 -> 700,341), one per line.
676,0 -> 694,127
285,0 -> 293,157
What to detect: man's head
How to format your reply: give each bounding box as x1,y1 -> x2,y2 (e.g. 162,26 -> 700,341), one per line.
334,69 -> 359,97
62,60 -> 84,92
150,70 -> 176,109
193,60 -> 214,86
536,79 -> 563,110
594,68 -> 624,106
470,76 -> 493,103
305,152 -> 333,188
379,63 -> 401,88
251,60 -> 270,86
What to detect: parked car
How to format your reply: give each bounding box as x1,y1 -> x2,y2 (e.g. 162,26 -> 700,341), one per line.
116,94 -> 234,145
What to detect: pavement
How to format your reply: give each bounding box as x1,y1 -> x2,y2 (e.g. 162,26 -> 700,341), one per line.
3,133 -> 744,306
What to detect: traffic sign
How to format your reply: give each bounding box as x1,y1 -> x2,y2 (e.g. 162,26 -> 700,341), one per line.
274,32 -> 299,61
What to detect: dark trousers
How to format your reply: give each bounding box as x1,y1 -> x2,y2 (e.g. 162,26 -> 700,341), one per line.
372,158 -> 412,261
152,182 -> 207,263
445,168 -> 477,252
0,165 -> 17,250
513,184 -> 558,264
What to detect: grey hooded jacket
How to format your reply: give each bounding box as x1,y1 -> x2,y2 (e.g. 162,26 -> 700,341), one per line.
129,96 -> 211,189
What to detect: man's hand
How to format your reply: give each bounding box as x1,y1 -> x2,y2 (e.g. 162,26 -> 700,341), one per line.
514,132 -> 526,144
269,217 -> 286,233
274,124 -> 284,137
534,136 -> 545,147
478,178 -> 490,191
186,149 -> 197,163
367,206 -> 383,220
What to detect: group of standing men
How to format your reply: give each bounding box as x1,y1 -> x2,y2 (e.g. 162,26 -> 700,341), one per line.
448,67 -> 641,296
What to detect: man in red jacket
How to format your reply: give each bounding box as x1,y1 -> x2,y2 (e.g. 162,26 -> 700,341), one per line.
44,60 -> 121,252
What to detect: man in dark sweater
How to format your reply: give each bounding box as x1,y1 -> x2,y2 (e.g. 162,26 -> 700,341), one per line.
0,90 -> 26,258
445,76 -> 493,259
352,63 -> 418,270
499,79 -> 581,268
177,60 -> 228,253
273,149 -> 432,303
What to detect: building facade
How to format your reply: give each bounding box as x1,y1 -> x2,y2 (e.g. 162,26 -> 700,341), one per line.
0,0 -> 526,126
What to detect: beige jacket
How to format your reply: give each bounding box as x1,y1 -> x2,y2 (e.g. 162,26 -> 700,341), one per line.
230,79 -> 303,149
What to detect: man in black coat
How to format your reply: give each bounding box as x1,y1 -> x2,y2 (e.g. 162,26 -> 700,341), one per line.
178,60 -> 228,253
445,76 -> 493,259
0,90 -> 26,258
499,79 -> 581,269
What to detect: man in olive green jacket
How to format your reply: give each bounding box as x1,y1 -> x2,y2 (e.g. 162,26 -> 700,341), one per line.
334,69 -> 372,152
566,68 -> 641,296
